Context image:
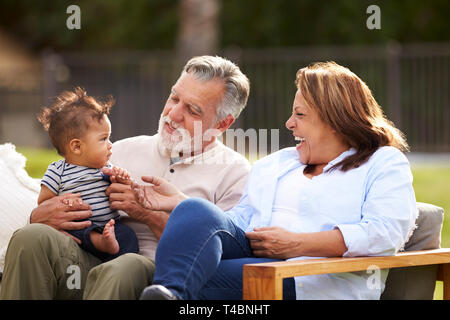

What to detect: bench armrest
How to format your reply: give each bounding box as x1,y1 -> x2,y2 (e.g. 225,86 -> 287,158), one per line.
243,248 -> 450,299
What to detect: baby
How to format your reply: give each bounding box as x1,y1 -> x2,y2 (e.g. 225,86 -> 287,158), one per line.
37,87 -> 139,262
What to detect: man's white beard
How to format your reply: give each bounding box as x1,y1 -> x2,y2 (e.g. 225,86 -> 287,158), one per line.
157,115 -> 205,158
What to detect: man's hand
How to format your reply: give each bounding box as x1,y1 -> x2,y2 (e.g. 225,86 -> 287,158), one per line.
106,182 -> 170,239
106,182 -> 150,222
131,176 -> 188,212
30,193 -> 92,244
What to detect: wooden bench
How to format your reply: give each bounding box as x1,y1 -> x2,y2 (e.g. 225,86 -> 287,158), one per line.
243,248 -> 450,300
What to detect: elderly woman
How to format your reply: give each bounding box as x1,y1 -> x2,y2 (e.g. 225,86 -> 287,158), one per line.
134,61 -> 417,300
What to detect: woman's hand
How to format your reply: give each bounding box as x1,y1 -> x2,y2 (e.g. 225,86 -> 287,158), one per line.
131,176 -> 188,212
246,227 -> 348,259
246,226 -> 302,259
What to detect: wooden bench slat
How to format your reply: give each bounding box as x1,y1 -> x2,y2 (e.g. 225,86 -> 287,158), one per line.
244,248 -> 450,278
243,248 -> 450,300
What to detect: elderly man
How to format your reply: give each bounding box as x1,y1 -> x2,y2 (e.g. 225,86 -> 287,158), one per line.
0,55 -> 251,300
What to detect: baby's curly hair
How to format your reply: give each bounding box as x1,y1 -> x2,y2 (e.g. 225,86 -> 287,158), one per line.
37,87 -> 114,156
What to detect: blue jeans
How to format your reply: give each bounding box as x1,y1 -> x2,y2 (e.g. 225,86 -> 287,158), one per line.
153,198 -> 295,300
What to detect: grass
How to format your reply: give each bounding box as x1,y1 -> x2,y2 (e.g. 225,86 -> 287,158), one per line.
412,165 -> 450,248
14,147 -> 450,299
16,147 -> 63,179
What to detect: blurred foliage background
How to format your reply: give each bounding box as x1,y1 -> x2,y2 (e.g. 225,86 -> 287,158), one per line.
0,0 -> 449,52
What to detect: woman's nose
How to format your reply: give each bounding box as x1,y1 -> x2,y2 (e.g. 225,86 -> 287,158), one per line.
285,115 -> 295,131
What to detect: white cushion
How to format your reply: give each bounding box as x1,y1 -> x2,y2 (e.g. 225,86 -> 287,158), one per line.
0,143 -> 40,273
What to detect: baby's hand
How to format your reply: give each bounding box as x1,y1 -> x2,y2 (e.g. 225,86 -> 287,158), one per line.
103,166 -> 132,185
112,166 -> 131,184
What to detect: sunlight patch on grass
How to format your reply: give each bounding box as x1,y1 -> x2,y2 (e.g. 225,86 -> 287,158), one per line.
16,147 -> 62,179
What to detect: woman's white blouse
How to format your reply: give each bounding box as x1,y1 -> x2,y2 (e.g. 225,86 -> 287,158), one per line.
270,166 -> 307,230
226,146 -> 417,299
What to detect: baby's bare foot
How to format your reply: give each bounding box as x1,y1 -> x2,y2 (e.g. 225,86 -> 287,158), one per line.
101,219 -> 119,255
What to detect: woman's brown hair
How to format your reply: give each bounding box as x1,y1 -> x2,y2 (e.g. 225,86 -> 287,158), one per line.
295,61 -> 409,172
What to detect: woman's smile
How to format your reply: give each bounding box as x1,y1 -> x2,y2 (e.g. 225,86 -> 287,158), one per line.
295,136 -> 306,151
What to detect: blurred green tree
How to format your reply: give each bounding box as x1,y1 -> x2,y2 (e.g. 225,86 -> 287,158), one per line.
221,0 -> 450,47
0,0 -> 448,52
0,0 -> 178,51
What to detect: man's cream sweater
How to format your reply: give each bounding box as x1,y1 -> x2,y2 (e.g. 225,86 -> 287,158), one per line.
111,134 -> 251,260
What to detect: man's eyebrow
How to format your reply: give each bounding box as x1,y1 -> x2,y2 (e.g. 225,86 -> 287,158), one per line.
171,87 -> 203,114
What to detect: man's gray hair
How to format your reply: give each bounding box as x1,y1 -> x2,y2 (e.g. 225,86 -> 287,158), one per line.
182,55 -> 250,121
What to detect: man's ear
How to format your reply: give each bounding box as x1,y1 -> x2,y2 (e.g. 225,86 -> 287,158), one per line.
69,138 -> 83,155
213,114 -> 235,133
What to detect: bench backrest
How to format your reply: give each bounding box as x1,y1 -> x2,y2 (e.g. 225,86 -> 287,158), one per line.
381,202 -> 444,300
